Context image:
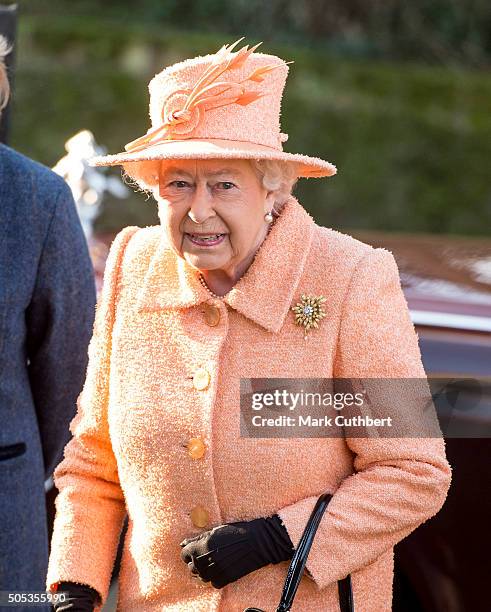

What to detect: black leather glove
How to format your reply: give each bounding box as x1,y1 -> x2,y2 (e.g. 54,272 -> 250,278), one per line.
180,514 -> 295,588
52,581 -> 99,611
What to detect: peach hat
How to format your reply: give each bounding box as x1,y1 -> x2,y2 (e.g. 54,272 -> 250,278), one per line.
88,37 -> 337,190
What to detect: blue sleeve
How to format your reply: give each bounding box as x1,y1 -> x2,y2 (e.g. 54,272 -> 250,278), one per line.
25,180 -> 97,480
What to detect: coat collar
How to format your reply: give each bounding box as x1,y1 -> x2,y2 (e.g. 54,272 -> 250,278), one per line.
135,196 -> 315,333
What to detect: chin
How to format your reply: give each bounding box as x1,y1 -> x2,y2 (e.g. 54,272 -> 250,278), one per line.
183,252 -> 226,269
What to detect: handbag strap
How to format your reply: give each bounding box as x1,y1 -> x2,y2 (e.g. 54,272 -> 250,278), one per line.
276,493 -> 354,612
338,574 -> 354,611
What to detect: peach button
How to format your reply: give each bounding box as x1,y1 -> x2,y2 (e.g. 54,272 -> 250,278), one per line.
202,303 -> 220,327
190,505 -> 209,528
187,437 -> 206,459
193,368 -> 210,390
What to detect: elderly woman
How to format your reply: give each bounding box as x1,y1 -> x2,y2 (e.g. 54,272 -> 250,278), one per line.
46,39 -> 451,612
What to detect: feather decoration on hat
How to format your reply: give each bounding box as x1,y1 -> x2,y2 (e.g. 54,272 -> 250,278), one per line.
125,37 -> 293,153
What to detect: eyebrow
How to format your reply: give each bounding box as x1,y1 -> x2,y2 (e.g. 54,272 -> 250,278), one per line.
161,166 -> 244,180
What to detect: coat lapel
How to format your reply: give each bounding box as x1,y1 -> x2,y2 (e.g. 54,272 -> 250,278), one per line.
135,232 -> 204,311
136,196 -> 315,334
224,197 -> 315,333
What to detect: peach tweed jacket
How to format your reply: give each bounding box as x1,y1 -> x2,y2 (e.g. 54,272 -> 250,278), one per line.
46,196 -> 451,611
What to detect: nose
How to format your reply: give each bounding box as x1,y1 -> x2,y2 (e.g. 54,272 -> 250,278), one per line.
187,182 -> 216,225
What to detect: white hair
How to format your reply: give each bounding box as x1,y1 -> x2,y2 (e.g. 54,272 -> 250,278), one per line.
247,159 -> 299,214
0,35 -> 12,115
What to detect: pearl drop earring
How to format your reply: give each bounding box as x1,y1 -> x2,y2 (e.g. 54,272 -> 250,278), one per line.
264,211 -> 273,223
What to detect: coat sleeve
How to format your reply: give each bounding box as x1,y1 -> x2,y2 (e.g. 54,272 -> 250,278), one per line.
46,225 -> 139,610
276,247 -> 452,590
26,180 -> 97,480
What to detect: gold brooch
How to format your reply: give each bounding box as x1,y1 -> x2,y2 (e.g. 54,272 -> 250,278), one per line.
291,294 -> 327,339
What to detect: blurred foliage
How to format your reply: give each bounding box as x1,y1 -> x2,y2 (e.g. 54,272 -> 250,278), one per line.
5,9 -> 491,236
10,0 -> 491,67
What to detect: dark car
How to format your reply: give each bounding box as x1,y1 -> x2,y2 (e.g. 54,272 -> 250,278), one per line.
350,229 -> 491,612
46,229 -> 491,611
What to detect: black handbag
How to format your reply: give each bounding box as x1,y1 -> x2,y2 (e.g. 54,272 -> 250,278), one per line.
244,493 -> 354,612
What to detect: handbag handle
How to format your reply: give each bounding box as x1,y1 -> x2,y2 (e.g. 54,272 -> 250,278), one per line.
244,493 -> 354,612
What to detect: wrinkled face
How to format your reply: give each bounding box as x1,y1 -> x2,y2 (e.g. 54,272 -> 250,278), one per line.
157,158 -> 276,273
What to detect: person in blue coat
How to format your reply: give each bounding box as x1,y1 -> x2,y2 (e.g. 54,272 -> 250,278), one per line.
0,36 -> 97,612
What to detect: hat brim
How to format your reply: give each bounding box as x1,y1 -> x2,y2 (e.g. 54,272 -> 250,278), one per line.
88,137 -> 336,190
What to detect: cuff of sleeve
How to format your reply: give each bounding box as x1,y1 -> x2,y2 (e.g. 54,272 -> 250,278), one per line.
277,495 -> 329,591
46,485 -> 125,610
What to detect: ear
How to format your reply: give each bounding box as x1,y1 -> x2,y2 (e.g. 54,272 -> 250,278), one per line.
264,189 -> 277,212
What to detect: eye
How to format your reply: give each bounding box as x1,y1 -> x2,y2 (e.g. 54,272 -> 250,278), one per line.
217,181 -> 236,190
169,180 -> 190,189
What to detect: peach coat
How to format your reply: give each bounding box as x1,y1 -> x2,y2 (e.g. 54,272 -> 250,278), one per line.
46,196 -> 451,611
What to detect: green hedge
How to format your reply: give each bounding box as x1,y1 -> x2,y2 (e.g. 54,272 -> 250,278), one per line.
8,17 -> 491,236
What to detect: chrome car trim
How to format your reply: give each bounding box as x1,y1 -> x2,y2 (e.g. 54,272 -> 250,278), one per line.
410,309 -> 491,332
